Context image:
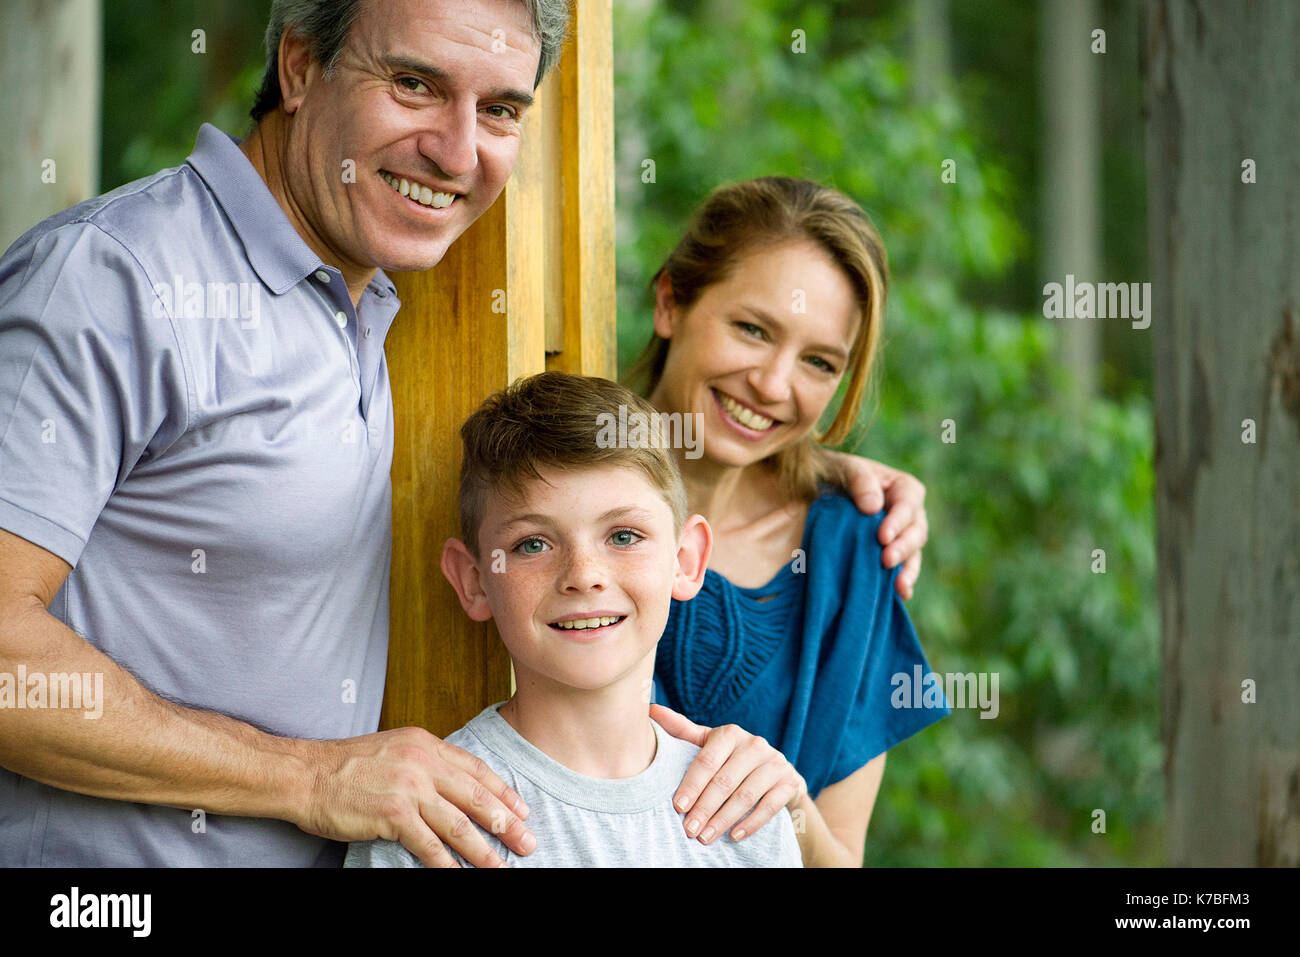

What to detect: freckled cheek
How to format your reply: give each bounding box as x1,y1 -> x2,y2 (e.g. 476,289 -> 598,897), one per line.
484,569 -> 553,625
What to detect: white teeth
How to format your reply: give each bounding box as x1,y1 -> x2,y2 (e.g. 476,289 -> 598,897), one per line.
382,172 -> 457,209
716,390 -> 775,430
555,616 -> 623,630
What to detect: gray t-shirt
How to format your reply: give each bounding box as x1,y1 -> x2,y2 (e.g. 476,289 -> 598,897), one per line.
345,703 -> 803,868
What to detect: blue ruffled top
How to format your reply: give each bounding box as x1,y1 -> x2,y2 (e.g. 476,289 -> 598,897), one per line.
654,488 -> 949,797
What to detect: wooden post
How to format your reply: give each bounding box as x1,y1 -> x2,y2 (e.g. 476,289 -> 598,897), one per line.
381,0 -> 615,736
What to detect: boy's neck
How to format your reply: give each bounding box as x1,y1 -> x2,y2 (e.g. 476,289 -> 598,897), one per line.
497,680 -> 658,779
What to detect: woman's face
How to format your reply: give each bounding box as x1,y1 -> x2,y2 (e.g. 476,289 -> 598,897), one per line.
649,239 -> 861,470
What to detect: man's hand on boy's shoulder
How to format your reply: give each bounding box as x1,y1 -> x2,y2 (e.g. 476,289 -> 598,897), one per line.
650,706 -> 806,847
294,727 -> 535,868
827,451 -> 929,601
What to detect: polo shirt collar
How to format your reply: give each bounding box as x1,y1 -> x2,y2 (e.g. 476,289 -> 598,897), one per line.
185,123 -> 397,300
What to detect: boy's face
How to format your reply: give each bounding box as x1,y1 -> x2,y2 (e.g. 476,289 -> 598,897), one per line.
442,465 -> 709,697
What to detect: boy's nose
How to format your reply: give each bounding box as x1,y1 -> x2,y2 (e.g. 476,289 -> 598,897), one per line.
559,547 -> 608,592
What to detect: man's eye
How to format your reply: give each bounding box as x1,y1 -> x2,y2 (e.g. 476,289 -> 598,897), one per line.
484,104 -> 518,120
610,529 -> 642,547
397,76 -> 430,94
515,537 -> 548,555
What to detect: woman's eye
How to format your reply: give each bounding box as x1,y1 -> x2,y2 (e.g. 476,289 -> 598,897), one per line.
515,537 -> 548,555
806,355 -> 836,373
610,529 -> 642,547
735,321 -> 765,338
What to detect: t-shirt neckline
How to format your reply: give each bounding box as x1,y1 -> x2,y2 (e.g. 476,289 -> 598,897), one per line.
466,703 -> 680,814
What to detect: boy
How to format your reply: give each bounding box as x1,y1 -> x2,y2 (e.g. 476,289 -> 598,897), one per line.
346,372 -> 801,867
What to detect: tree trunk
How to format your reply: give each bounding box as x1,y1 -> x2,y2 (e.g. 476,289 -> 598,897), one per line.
1145,0 -> 1300,866
0,0 -> 101,251
1040,0 -> 1101,402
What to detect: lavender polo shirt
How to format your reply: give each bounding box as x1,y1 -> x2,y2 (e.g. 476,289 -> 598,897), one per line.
0,123 -> 400,866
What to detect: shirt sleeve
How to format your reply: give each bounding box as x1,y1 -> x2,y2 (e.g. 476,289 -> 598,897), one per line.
823,508 -> 950,789
0,221 -> 190,566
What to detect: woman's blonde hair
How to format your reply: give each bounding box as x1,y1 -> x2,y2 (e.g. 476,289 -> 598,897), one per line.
624,176 -> 889,502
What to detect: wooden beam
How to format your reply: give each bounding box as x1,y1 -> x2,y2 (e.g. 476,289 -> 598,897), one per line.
548,0 -> 617,379
381,0 -> 615,736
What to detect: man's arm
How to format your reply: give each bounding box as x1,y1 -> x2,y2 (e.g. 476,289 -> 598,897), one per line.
0,527 -> 533,868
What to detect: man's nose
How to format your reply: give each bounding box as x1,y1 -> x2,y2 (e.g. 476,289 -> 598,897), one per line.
418,101 -> 478,180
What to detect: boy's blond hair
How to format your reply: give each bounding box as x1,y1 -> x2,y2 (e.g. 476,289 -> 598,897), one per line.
458,372 -> 689,558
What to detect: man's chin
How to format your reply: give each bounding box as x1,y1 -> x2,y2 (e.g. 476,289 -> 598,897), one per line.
372,243 -> 455,275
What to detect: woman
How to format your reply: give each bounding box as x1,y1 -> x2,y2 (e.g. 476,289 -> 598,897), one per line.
634,177 -> 948,866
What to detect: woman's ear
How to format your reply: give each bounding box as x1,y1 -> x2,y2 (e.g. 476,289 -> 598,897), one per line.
671,514 -> 713,602
440,538 -> 494,622
653,271 -> 679,339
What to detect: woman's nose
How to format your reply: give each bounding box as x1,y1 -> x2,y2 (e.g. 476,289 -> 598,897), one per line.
747,351 -> 796,404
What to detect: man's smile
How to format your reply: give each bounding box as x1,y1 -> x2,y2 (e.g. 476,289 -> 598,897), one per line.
378,169 -> 461,210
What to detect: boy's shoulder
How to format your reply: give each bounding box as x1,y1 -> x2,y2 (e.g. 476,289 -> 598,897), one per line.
343,710 -> 517,869
344,707 -> 803,868
644,721 -> 803,868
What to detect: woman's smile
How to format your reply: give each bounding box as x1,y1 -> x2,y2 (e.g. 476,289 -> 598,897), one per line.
710,387 -> 782,437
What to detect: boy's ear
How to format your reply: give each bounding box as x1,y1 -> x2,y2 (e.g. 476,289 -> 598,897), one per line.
440,537 -> 494,622
671,514 -> 713,602
652,271 -> 680,339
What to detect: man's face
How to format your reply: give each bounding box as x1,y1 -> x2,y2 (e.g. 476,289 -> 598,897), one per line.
283,0 -> 541,274
469,466 -> 692,696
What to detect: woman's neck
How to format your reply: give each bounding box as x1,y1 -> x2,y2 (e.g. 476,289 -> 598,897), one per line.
676,451 -> 787,532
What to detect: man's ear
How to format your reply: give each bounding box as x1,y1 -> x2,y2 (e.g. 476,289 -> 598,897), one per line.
671,514 -> 713,602
652,271 -> 680,339
277,27 -> 318,115
440,538 -> 494,622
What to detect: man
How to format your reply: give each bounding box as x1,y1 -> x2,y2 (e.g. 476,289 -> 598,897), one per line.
0,0 -> 928,867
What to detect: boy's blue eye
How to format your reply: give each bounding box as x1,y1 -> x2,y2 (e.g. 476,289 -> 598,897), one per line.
610,529 -> 641,546
516,537 -> 548,555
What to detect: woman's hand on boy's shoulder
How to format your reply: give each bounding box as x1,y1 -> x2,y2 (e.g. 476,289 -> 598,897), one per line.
650,705 -> 806,846
828,451 -> 928,601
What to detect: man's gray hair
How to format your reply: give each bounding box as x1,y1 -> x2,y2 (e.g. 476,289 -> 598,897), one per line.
249,0 -> 571,125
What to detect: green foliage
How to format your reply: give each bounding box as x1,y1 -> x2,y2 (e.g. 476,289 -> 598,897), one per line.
102,0 -> 266,189
615,0 -> 1160,865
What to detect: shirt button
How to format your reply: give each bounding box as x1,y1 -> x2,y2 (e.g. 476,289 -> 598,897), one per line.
364,326 -> 372,338
315,269 -> 331,284
334,311 -> 348,329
